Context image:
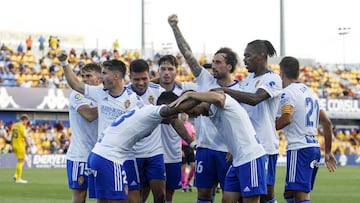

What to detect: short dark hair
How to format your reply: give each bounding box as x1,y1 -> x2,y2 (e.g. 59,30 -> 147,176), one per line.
129,59 -> 149,73
81,63 -> 102,74
158,55 -> 178,68
214,47 -> 238,73
20,114 -> 29,121
157,91 -> 179,105
203,63 -> 212,69
279,56 -> 300,80
101,59 -> 126,77
247,39 -> 277,58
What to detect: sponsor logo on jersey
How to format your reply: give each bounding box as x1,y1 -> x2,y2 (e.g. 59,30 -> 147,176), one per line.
75,93 -> 82,100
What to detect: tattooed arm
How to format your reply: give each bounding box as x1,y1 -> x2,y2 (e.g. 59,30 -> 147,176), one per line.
168,14 -> 203,77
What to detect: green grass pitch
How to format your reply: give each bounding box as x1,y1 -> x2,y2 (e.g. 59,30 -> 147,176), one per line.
0,166 -> 359,203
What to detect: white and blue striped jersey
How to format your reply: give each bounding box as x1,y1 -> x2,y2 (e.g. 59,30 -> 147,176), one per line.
195,68 -> 242,152
126,82 -> 165,158
84,84 -> 143,141
279,82 -> 321,150
240,71 -> 282,155
209,94 -> 265,167
66,90 -> 98,162
91,104 -> 166,163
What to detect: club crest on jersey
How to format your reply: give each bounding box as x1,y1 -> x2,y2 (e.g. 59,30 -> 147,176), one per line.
78,176 -> 84,185
125,185 -> 129,195
255,80 -> 260,88
124,100 -> 131,109
148,96 -> 154,105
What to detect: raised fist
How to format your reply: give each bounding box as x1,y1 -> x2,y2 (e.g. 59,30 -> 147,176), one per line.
168,14 -> 178,27
57,51 -> 68,62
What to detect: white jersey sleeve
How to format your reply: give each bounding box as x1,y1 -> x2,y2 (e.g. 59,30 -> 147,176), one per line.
66,90 -> 98,162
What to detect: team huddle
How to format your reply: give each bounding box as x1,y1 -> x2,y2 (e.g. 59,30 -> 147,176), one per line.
59,14 -> 337,203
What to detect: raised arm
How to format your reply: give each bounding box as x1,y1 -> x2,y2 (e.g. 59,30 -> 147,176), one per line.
57,52 -> 85,94
168,14 -> 203,77
319,109 -> 337,172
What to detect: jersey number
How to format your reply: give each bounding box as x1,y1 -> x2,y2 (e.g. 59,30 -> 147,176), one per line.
305,97 -> 319,127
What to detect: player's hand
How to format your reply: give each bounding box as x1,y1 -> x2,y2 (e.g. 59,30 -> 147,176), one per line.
168,14 -> 178,27
57,51 -> 68,62
169,92 -> 191,108
325,152 -> 337,172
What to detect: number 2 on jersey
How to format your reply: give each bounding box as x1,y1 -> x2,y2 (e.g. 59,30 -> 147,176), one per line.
305,97 -> 319,127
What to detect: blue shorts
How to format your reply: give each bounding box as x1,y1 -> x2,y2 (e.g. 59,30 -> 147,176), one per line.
165,162 -> 182,190
224,155 -> 267,198
66,160 -> 89,190
266,154 -> 278,186
136,154 -> 165,187
285,147 -> 320,193
194,147 -> 231,189
87,152 -> 128,200
124,159 -> 140,191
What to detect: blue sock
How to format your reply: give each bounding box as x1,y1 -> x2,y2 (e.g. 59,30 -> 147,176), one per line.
197,199 -> 212,203
285,197 -> 294,203
296,200 -> 310,203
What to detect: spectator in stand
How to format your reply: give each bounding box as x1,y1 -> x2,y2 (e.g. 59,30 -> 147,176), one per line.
11,114 -> 30,184
17,43 -> 24,54
38,35 -> 45,55
0,120 -> 8,138
20,79 -> 32,88
48,73 -> 60,88
26,36 -> 33,51
69,48 -> 77,58
54,120 -> 65,132
49,36 -> 59,50
112,39 -> 120,52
